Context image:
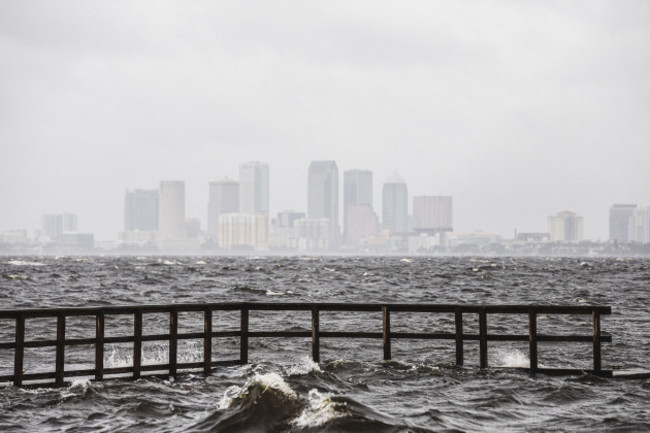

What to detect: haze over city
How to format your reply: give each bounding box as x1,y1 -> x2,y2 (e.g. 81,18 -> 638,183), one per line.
1,1 -> 649,242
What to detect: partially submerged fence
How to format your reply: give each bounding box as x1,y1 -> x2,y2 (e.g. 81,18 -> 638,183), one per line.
0,303 -> 612,387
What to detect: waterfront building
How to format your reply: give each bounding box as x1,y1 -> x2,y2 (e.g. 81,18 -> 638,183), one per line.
207,178 -> 239,241
609,204 -> 637,242
631,207 -> 650,243
382,172 -> 408,234
124,189 -> 158,231
239,162 -> 269,215
42,213 -> 78,240
343,169 -> 374,245
344,204 -> 380,248
218,213 -> 268,250
293,218 -> 330,251
308,161 -> 339,246
159,181 -> 186,241
413,195 -> 453,233
548,211 -> 583,242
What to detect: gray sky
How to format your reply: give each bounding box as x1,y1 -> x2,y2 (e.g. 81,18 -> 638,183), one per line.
1,1 -> 649,241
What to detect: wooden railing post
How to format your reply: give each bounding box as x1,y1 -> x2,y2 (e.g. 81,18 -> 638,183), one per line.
593,310 -> 601,372
479,308 -> 488,369
95,310 -> 104,381
13,313 -> 25,387
169,308 -> 178,377
529,309 -> 538,373
382,306 -> 391,361
203,307 -> 212,376
240,307 -> 249,364
55,312 -> 66,387
455,308 -> 463,366
312,306 -> 320,363
133,310 -> 142,379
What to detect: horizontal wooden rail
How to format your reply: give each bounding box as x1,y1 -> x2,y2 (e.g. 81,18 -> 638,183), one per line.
0,302 -> 613,387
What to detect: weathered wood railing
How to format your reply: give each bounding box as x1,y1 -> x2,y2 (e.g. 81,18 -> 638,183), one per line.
0,303 -> 612,387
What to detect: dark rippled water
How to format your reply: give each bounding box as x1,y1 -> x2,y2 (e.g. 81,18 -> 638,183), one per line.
1,255 -> 649,432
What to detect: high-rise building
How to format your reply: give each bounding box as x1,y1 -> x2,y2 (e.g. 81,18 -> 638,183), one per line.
609,204 -> 637,242
345,204 -> 380,247
382,172 -> 408,234
239,162 -> 270,215
42,213 -> 78,239
413,196 -> 453,233
159,181 -> 186,241
344,169 -> 373,208
207,178 -> 239,240
124,189 -> 159,231
343,169 -> 374,244
631,206 -> 650,244
218,213 -> 268,250
548,210 -> 583,242
308,161 -> 339,245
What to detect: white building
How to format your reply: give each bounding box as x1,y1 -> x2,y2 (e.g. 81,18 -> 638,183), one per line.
413,195 -> 453,233
293,218 -> 330,251
218,213 -> 268,250
239,162 -> 269,215
159,181 -> 186,241
548,211 -> 583,242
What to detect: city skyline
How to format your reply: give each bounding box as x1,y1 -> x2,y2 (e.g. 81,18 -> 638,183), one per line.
1,2 -> 649,241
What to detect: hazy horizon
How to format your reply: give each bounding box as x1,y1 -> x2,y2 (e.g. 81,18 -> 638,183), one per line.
2,1 -> 649,241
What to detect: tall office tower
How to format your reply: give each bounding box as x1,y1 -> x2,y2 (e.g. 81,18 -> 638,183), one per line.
158,181 -> 186,240
239,162 -> 270,215
343,169 -> 373,242
308,161 -> 339,245
632,207 -> 650,243
207,178 -> 239,240
548,210 -> 583,242
413,196 -> 453,233
124,189 -> 159,231
382,172 -> 409,234
609,204 -> 637,242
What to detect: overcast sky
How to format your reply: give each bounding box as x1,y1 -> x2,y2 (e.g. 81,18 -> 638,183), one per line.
1,1 -> 649,241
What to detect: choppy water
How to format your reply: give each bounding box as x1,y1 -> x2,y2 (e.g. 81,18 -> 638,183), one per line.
1,255 -> 649,432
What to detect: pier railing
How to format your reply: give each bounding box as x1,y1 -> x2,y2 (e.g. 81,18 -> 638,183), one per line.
0,303 -> 612,387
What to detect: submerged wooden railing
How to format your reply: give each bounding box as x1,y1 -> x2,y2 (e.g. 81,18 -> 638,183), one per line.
0,303 -> 612,387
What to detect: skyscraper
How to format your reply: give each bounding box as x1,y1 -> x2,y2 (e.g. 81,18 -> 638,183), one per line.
42,213 -> 78,239
382,172 -> 408,234
413,196 -> 453,233
207,178 -> 239,240
609,204 -> 637,242
158,181 -> 186,240
124,189 -> 159,231
308,161 -> 339,245
631,207 -> 650,243
548,210 -> 583,242
343,169 -> 377,247
239,162 -> 269,215
344,169 -> 373,209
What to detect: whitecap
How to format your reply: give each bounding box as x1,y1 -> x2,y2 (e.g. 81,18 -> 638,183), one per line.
400,258 -> 412,263
6,260 -> 47,267
291,389 -> 348,428
218,372 -> 298,410
493,348 -> 530,368
286,356 -> 322,376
